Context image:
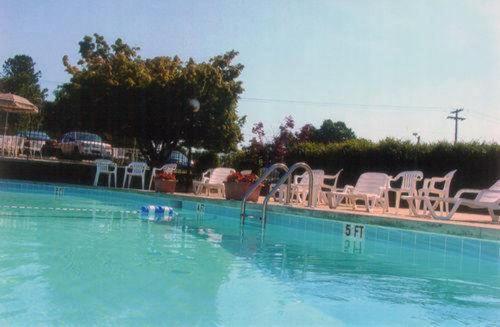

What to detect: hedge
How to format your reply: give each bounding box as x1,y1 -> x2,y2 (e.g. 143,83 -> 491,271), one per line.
285,139 -> 499,194
229,138 -> 499,195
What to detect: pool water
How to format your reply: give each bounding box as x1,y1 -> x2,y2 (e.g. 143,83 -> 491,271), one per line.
0,181 -> 498,325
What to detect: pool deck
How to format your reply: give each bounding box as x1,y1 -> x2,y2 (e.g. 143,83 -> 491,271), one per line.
167,191 -> 500,240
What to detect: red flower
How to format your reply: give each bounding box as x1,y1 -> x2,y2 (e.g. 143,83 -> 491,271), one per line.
155,171 -> 176,181
226,172 -> 259,183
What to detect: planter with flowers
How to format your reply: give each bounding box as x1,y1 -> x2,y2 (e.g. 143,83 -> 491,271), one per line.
224,172 -> 262,202
154,171 -> 177,193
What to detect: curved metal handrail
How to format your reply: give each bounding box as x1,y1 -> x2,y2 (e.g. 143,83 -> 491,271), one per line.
261,162 -> 314,226
240,163 -> 288,224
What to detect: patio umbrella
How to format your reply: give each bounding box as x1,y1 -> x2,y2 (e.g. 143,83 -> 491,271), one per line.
0,93 -> 39,154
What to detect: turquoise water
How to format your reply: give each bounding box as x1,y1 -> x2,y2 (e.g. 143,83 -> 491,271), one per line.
0,182 -> 498,326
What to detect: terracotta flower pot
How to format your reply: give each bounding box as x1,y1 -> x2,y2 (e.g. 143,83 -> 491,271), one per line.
154,178 -> 177,193
224,181 -> 262,202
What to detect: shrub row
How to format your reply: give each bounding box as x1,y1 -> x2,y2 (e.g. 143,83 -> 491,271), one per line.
229,138 -> 499,195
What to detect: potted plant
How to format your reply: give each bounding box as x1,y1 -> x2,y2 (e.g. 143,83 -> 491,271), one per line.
154,171 -> 177,193
224,171 -> 262,202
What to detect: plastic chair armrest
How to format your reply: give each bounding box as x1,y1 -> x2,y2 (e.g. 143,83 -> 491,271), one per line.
454,189 -> 480,199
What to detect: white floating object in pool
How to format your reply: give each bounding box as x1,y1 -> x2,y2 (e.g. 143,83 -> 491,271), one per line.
140,205 -> 176,222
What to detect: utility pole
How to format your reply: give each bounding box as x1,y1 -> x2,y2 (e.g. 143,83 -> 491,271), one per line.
412,132 -> 421,144
447,108 -> 465,144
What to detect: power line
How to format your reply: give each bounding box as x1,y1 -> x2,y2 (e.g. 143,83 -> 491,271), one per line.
447,108 -> 466,144
240,97 -> 448,112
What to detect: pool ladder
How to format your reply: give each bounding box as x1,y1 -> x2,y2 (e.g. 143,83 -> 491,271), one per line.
240,162 -> 315,228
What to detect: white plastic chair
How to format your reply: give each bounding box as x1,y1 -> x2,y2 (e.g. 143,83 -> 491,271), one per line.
122,161 -> 148,189
326,172 -> 391,212
319,169 -> 343,204
384,171 -> 423,213
94,159 -> 118,187
149,163 -> 177,190
289,169 -> 325,205
405,180 -> 500,223
14,136 -> 24,157
192,167 -> 235,197
25,140 -> 45,158
418,170 -> 457,214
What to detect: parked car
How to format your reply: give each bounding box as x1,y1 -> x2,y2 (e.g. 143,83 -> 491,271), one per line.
17,131 -> 51,142
59,132 -> 112,159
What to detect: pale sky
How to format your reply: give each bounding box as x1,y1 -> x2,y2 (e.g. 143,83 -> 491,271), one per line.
1,0 -> 499,143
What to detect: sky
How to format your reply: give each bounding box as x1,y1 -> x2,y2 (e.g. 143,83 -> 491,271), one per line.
1,0 -> 499,143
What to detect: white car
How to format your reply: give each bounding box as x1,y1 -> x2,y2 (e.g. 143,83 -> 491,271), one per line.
60,132 -> 112,158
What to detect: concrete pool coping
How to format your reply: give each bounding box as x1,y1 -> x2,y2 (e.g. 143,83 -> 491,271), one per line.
160,192 -> 499,241
1,178 -> 499,241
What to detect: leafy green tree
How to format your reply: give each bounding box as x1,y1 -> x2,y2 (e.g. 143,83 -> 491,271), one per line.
0,55 -> 47,131
313,119 -> 356,143
45,34 -> 245,165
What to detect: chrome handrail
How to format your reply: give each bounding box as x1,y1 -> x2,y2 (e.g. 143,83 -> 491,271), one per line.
261,162 -> 314,226
240,163 -> 288,224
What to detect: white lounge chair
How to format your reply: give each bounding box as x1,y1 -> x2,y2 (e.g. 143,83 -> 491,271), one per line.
384,170 -> 423,213
94,159 -> 118,187
192,167 -> 235,197
417,170 -> 457,215
326,172 -> 391,212
122,161 -> 148,189
149,163 -> 177,190
405,180 -> 500,223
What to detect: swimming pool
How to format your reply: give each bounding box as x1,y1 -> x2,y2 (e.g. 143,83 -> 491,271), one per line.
0,180 -> 498,325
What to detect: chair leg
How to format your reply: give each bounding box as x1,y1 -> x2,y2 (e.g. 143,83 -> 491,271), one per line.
108,174 -> 111,187
395,192 -> 401,214
141,176 -> 145,190
128,177 -> 132,188
93,172 -> 99,186
149,170 -> 155,190
114,172 -> 117,188
122,174 -> 127,188
488,209 -> 499,223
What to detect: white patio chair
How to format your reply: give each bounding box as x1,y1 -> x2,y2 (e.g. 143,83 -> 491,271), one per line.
94,159 -> 118,187
0,136 -> 12,156
417,170 -> 457,215
326,172 -> 391,212
289,169 -> 325,205
319,169 -> 343,204
14,136 -> 25,157
384,170 -> 423,214
192,167 -> 235,197
405,180 -> 500,223
122,161 -> 148,189
25,139 -> 45,158
149,163 -> 177,190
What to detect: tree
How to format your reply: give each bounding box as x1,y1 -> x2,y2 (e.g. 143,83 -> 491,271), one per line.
45,34 -> 245,165
313,119 -> 356,143
272,116 -> 296,162
0,55 -> 47,131
295,123 -> 316,142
